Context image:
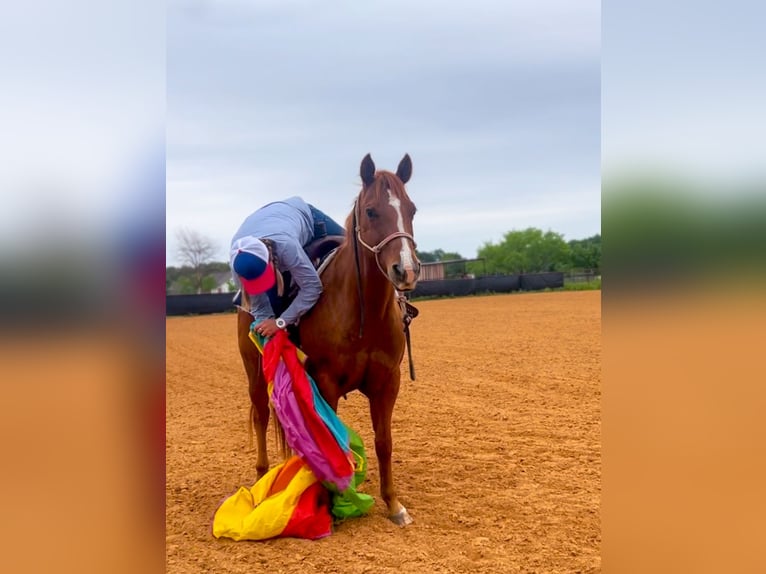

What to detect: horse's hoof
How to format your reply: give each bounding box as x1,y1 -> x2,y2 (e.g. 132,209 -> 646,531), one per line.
389,506 -> 413,526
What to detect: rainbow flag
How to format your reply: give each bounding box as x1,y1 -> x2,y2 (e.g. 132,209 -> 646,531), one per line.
212,326 -> 373,541
262,329 -> 356,491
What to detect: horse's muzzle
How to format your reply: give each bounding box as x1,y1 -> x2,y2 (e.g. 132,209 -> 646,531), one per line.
390,262 -> 420,291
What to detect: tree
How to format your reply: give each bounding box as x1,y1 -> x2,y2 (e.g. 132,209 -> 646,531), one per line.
201,275 -> 218,293
415,249 -> 439,263
568,234 -> 601,272
439,252 -> 465,278
477,228 -> 571,274
176,228 -> 218,294
173,276 -> 196,294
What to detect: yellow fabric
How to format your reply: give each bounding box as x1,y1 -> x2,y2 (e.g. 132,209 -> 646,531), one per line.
212,456 -> 318,541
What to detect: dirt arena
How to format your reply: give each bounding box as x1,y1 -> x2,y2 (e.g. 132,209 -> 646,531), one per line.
166,291 -> 601,573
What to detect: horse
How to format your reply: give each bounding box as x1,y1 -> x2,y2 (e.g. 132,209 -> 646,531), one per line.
236,153 -> 421,526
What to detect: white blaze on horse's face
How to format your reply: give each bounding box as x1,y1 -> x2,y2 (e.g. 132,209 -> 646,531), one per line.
387,189 -> 418,287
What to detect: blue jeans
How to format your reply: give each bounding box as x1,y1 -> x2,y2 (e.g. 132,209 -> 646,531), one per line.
308,204 -> 345,239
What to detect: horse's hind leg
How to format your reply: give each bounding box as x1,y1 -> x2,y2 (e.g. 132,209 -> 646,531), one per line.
368,376 -> 413,526
237,310 -> 270,480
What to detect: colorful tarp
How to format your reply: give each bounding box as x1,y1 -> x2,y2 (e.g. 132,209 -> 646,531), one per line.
262,331 -> 355,490
212,324 -> 373,541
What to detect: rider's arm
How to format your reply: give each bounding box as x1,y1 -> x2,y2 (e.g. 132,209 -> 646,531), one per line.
278,242 -> 323,326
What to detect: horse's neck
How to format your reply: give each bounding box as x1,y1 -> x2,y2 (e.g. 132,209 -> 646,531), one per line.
334,244 -> 396,318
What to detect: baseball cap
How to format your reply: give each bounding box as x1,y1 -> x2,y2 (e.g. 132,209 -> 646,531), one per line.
230,237 -> 276,295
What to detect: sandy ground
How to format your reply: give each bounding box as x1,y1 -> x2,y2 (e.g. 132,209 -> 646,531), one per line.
166,291 -> 601,573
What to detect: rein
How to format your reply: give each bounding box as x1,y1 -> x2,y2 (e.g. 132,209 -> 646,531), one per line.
352,206 -> 365,339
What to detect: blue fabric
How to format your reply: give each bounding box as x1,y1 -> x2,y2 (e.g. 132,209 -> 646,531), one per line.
308,205 -> 345,238
232,197 -> 314,248
308,375 -> 350,450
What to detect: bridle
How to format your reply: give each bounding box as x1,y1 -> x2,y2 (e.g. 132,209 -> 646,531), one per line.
353,195 -> 417,281
351,191 -> 417,338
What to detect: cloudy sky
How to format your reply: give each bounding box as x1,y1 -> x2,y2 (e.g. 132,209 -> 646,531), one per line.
167,0 -> 600,266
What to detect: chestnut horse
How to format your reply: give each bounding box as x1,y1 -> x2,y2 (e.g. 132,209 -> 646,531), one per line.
236,154 -> 421,526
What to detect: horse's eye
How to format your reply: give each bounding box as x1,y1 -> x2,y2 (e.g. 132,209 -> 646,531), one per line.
365,208 -> 377,219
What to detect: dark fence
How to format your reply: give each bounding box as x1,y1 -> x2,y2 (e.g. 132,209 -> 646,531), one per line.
166,272 -> 564,316
411,272 -> 562,299
166,293 -> 235,316
564,271 -> 600,284
410,275 -> 519,298
519,272 -> 566,291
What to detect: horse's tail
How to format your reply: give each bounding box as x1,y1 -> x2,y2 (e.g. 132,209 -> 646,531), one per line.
248,403 -> 255,451
243,281 -> 290,460
270,402 -> 290,460
247,402 -> 290,460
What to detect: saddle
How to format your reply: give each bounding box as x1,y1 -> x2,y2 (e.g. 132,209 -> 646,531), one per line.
305,235 -> 345,270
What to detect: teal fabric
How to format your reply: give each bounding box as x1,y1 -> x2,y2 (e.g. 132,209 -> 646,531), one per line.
309,375 -> 350,450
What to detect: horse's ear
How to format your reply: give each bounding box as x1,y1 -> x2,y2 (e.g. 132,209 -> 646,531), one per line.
396,154 -> 412,184
360,154 -> 376,186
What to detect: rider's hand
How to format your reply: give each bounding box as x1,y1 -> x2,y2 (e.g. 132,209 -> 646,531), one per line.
255,318 -> 280,338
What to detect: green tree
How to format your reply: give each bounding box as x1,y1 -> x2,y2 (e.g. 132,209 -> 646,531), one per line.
439,252 -> 465,278
174,273 -> 218,294
568,234 -> 601,272
477,228 -> 571,274
200,261 -> 231,275
167,260 -> 234,294
201,275 -> 218,293
415,249 -> 439,263
176,276 -> 196,294
166,268 -> 177,292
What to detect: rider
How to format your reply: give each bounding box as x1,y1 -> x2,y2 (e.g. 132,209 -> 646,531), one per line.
230,196 -> 345,338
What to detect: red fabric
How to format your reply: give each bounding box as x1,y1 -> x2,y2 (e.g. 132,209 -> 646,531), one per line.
261,329 -> 286,381
281,481 -> 333,540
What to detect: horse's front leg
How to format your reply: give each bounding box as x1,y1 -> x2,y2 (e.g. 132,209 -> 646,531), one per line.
368,373 -> 412,526
247,361 -> 271,480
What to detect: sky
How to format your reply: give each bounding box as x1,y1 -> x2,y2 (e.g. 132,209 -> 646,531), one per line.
166,0 -> 601,266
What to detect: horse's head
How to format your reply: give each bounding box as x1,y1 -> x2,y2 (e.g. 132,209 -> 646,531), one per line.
354,153 -> 421,291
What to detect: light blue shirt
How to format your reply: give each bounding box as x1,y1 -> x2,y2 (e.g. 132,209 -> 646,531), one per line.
231,197 -> 321,325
